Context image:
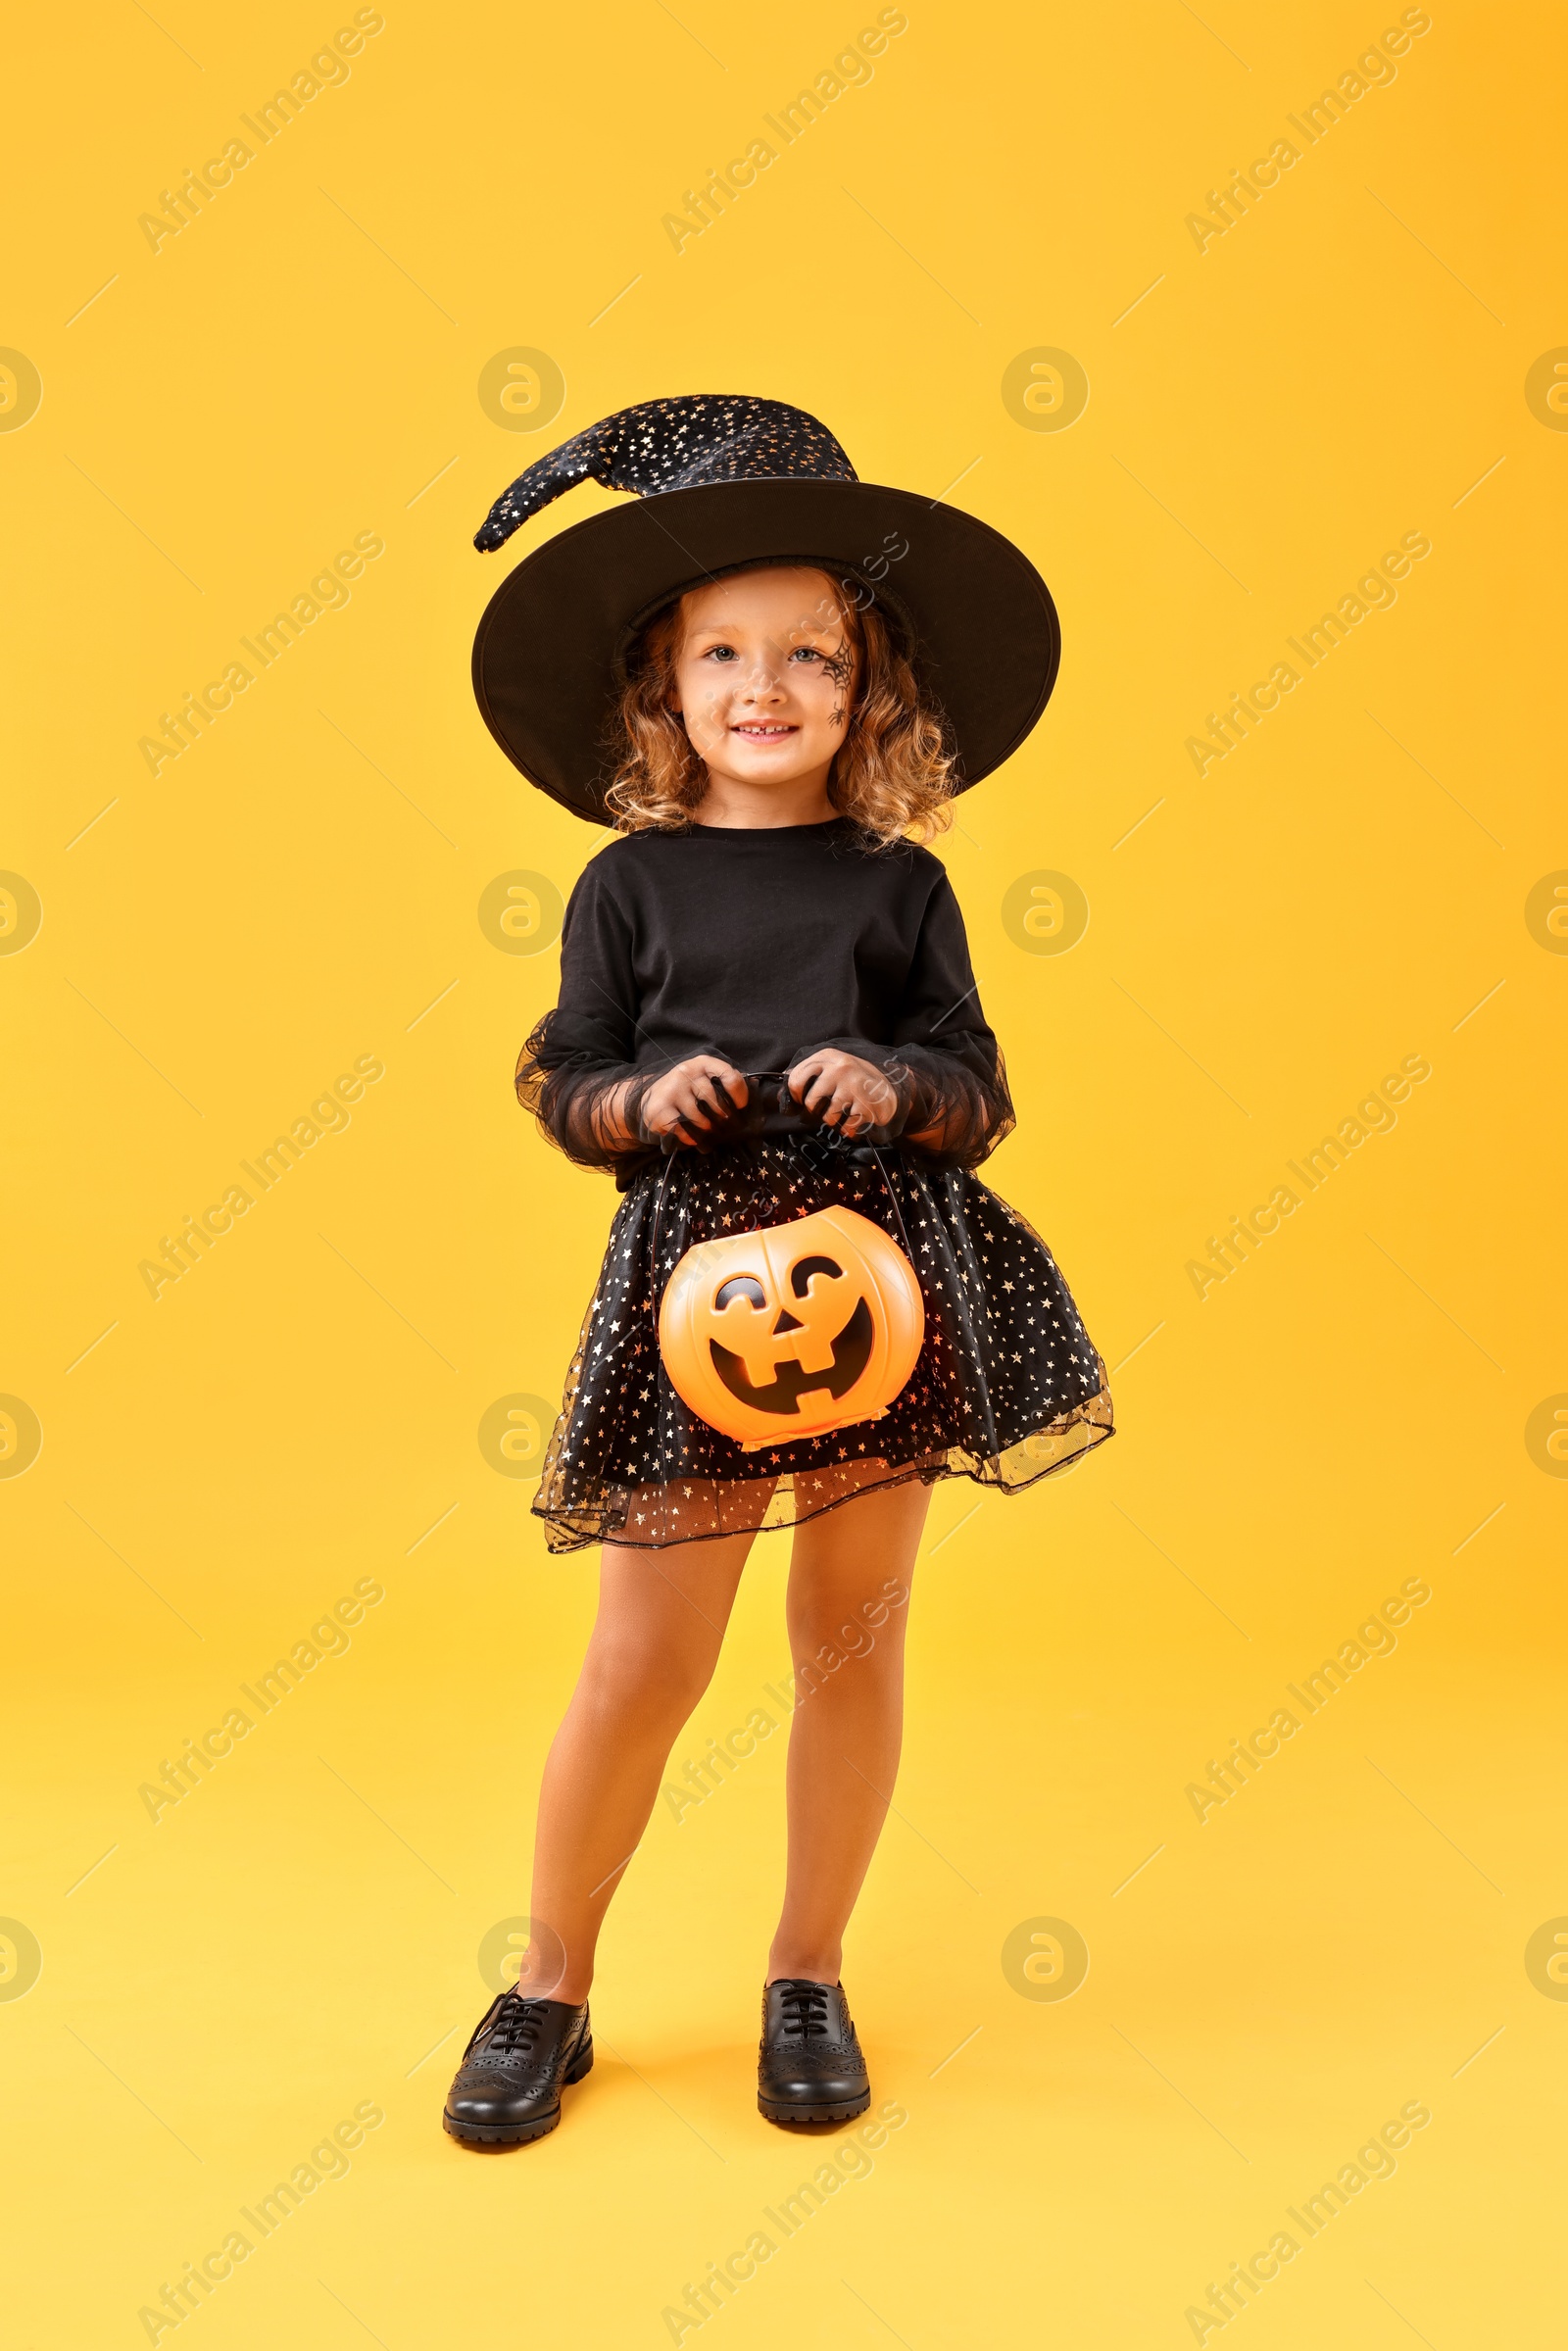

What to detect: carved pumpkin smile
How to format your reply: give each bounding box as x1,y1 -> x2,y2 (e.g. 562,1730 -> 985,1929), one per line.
710,1255 -> 876,1413
657,1207 -> 924,1451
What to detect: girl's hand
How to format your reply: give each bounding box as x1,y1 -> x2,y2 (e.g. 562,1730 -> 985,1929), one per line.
639,1055 -> 749,1147
788,1049 -> 901,1140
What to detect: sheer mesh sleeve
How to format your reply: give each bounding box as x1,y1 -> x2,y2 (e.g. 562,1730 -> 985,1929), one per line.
514,1018 -> 665,1175
792,1040 -> 1013,1169
515,857 -> 660,1177
877,1040 -> 1015,1167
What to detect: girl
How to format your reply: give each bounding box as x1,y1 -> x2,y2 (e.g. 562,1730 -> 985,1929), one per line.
445,396 -> 1113,2147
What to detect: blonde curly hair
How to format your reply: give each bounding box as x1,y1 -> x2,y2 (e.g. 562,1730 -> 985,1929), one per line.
603,566 -> 956,848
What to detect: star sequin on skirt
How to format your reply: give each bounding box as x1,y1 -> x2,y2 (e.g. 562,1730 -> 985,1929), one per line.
531,1140 -> 1114,1553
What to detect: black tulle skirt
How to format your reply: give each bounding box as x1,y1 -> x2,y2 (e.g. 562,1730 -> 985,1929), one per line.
531,1138 -> 1114,1553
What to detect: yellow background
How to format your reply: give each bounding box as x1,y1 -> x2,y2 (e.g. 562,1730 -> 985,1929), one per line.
4,0 -> 1564,2342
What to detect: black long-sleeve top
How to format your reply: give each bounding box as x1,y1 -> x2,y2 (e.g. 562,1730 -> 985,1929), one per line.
516,817 -> 1015,1189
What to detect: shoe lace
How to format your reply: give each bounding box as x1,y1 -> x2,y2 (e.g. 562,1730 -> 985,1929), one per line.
777,1983 -> 833,2043
474,1991 -> 549,2062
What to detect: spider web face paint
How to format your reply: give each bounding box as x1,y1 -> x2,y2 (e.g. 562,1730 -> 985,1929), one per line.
818,639 -> 856,729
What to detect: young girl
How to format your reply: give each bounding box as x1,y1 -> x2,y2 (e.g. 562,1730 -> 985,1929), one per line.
445,396 -> 1113,2147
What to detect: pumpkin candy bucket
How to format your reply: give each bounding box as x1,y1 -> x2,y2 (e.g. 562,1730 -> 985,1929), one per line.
657,1204 -> 925,1452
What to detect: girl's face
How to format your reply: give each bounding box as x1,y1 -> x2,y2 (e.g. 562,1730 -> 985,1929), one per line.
667,566 -> 858,797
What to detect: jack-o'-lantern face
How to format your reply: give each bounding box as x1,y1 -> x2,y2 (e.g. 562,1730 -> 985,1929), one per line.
658,1206 -> 925,1451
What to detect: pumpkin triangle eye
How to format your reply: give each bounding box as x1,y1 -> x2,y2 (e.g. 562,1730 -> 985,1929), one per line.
714,1275 -> 765,1311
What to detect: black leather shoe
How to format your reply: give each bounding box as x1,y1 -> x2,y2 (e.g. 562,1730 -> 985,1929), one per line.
758,1979 -> 870,2125
443,1990 -> 593,2147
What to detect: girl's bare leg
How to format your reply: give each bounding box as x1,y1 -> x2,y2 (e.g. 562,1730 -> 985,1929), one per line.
519,1524 -> 760,2002
766,1476 -> 932,1984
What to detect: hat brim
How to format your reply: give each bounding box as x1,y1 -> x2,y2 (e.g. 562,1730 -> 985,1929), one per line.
471,478 -> 1059,824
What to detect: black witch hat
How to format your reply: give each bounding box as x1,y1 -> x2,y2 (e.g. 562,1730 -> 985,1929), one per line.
470,393 -> 1059,825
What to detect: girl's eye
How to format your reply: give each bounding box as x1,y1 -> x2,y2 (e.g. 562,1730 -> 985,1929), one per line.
700,643 -> 825,663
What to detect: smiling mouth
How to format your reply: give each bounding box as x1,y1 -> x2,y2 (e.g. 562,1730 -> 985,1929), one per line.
710,1298 -> 875,1416
731,722 -> 799,737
